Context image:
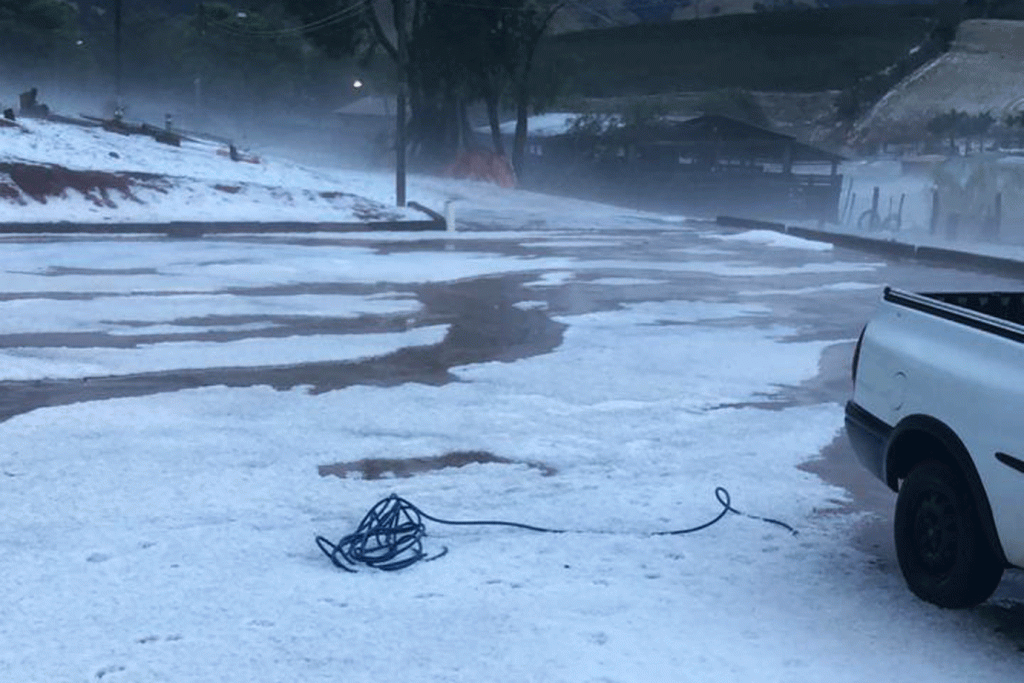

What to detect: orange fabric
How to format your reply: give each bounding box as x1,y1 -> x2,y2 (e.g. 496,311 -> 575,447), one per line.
445,150 -> 516,188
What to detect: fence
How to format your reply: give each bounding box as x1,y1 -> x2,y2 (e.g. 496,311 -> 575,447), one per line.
522,161 -> 843,223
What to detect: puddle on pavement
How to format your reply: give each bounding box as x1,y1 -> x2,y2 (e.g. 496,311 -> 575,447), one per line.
708,341 -> 857,413
0,274 -> 569,423
0,312 -> 419,350
980,576 -> 1024,651
318,450 -> 557,479
41,266 -> 160,276
800,431 -> 897,559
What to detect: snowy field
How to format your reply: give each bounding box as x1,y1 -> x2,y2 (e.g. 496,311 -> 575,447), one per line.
2,119 -> 1023,682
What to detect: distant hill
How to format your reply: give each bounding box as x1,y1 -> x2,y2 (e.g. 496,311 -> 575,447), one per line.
551,0 -> 949,31
72,0 -> 950,31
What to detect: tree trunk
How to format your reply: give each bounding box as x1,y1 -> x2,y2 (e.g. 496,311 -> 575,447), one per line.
484,78 -> 505,157
512,78 -> 529,179
443,90 -> 458,155
507,5 -> 562,179
408,82 -> 426,159
457,97 -> 472,154
365,0 -> 398,61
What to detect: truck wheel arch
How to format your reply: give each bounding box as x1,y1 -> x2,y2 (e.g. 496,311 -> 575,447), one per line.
885,414 -> 1007,566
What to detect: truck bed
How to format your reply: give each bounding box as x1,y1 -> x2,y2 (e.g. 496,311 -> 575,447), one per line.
920,291 -> 1024,326
884,288 -> 1024,335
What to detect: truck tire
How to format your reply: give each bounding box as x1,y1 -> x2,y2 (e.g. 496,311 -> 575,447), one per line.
894,461 -> 1003,608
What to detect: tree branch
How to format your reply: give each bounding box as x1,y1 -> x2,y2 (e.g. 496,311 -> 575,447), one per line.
365,0 -> 397,63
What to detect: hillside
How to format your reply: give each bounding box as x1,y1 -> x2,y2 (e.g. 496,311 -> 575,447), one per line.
539,4 -> 943,97
854,19 -> 1024,145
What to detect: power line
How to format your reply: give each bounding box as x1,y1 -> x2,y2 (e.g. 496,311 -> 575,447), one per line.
206,0 -> 577,40
205,0 -> 365,38
406,0 -> 568,15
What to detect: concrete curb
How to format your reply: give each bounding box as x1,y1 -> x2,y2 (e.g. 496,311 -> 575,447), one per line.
717,216 -> 1024,279
0,219 -> 446,237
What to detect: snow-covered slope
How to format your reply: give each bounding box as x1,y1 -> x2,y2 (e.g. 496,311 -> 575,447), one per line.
855,19 -> 1024,143
0,116 -> 427,224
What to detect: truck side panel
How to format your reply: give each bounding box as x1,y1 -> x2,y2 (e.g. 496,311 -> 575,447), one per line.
853,298 -> 1024,567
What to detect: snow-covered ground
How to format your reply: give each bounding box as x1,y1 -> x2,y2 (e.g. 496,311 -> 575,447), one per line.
8,114 -> 1024,273
1,118 -> 1023,682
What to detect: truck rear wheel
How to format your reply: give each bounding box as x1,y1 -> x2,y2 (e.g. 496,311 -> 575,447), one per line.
894,461 -> 1003,608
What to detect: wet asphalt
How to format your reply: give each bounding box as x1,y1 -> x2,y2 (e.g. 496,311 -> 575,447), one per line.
1,220 -> 1022,638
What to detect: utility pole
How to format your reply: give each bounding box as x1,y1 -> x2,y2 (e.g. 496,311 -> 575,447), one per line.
195,2 -> 206,119
113,0 -> 123,115
395,0 -> 407,207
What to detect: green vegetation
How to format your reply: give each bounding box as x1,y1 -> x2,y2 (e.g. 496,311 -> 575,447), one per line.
538,4 -> 945,96
928,109 -> 996,152
10,1 -> 1022,159
0,0 -> 81,71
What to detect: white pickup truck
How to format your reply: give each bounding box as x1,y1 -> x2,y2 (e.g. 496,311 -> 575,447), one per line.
846,287 -> 1024,608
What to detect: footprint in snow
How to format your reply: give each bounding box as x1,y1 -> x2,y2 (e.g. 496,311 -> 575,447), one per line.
137,634 -> 182,644
95,664 -> 126,679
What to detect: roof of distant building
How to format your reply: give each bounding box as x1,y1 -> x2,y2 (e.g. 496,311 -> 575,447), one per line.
335,97 -> 393,118
474,113 -> 587,138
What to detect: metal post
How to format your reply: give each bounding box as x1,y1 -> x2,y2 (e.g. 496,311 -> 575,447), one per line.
395,0 -> 408,207
445,199 -> 457,232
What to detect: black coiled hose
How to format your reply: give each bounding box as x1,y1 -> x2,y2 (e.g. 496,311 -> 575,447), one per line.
316,488 -> 796,572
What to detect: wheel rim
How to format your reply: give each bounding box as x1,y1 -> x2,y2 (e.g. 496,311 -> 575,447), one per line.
912,490 -> 958,575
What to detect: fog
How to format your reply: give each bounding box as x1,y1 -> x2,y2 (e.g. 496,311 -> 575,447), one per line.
0,68 -> 385,171
4,18 -> 1024,257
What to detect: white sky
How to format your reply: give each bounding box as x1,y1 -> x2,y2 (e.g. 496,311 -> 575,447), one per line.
0,118 -> 1021,683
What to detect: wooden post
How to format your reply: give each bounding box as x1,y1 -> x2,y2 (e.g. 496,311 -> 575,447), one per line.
842,179 -> 855,225
946,212 -> 960,240
995,192 -> 1002,238
930,189 -> 940,235
870,186 -> 880,230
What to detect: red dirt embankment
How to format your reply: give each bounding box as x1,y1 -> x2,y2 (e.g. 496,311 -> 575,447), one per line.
0,162 -> 170,207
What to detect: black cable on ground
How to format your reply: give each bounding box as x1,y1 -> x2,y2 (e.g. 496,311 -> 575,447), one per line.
315,488 -> 797,572
653,487 -> 798,537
